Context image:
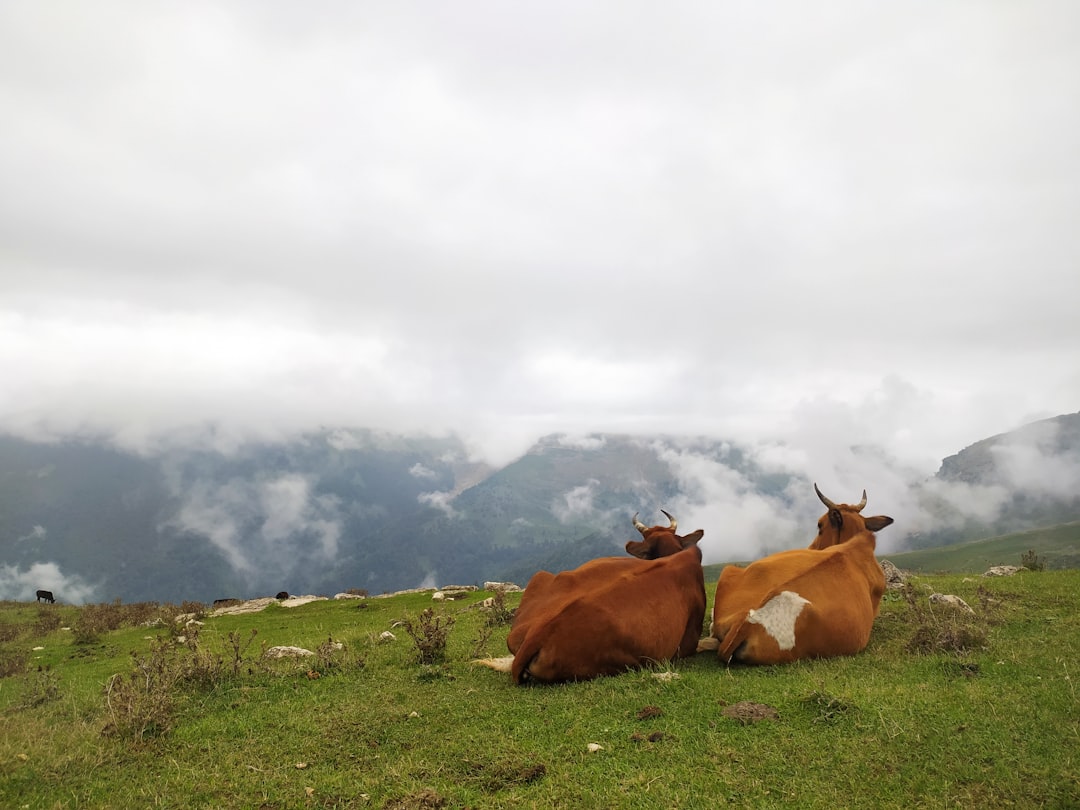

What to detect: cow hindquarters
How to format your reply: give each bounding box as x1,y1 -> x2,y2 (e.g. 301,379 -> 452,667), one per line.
719,591 -> 874,665
718,590 -> 809,664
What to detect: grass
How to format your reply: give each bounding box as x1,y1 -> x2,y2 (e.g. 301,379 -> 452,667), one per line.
1,571 -> 1079,809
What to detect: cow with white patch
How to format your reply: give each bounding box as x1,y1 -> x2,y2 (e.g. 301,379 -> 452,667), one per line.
699,485 -> 893,665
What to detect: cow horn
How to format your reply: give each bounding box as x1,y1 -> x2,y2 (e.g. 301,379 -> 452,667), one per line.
855,489 -> 867,511
814,483 -> 839,511
632,512 -> 648,535
660,509 -> 677,531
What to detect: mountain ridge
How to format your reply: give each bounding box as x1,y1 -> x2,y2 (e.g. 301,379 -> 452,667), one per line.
2,413 -> 1078,603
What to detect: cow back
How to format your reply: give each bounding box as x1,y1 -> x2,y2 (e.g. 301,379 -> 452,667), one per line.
507,548 -> 705,683
712,532 -> 885,664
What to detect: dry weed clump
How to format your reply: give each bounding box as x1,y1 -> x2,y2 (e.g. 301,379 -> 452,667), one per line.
72,600 -> 210,644
102,640 -> 185,741
0,648 -> 29,679
469,591 -> 516,658
1020,549 -> 1046,571
402,608 -> 456,665
902,583 -> 990,654
801,690 -> 855,724
101,625 -> 261,741
484,590 -> 515,627
17,667 -> 61,709
33,609 -> 63,636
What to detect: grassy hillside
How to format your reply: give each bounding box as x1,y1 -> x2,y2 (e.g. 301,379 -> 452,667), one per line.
885,522 -> 1080,573
2,570 -> 1078,808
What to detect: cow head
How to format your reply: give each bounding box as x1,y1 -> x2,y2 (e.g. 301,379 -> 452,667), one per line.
809,484 -> 894,550
625,510 -> 705,559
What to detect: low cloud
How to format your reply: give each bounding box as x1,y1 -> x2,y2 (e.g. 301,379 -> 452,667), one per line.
553,435 -> 607,452
17,525 -> 47,543
651,443 -> 805,563
552,479 -> 602,524
166,472 -> 343,584
418,490 -> 458,518
0,561 -> 98,605
992,421 -> 1080,501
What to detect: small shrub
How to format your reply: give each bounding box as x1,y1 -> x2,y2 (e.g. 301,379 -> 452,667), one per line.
346,588 -> 369,597
17,666 -> 61,709
484,590 -> 515,627
102,641 -> 183,741
470,591 -> 515,657
401,608 -> 456,665
314,636 -> 346,671
121,602 -> 163,627
177,600 -> 208,619
72,600 -> 128,644
0,622 -> 22,643
101,629 -> 238,740
34,609 -> 63,636
1021,549 -> 1046,571
226,628 -> 259,677
0,649 -> 29,679
469,624 -> 495,659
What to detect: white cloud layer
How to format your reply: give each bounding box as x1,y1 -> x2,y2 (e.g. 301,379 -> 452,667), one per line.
0,562 -> 98,605
1,2 -> 1077,472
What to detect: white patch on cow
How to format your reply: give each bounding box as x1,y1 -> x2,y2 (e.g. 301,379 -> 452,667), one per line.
746,591 -> 810,651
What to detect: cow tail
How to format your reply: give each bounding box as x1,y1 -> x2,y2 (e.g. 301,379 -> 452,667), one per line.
718,616 -> 751,663
510,632 -> 544,684
473,656 -> 514,673
718,587 -> 789,663
695,635 -> 720,653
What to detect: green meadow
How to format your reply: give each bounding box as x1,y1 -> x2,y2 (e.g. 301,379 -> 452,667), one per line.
2,565 -> 1078,808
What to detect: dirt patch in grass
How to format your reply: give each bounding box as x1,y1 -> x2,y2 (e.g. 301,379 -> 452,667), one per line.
801,691 -> 855,723
382,788 -> 448,809
636,705 -> 663,720
630,730 -> 667,743
462,757 -> 547,793
721,701 -> 779,725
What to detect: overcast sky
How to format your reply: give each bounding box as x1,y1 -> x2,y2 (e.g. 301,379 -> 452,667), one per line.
2,1 -> 1078,475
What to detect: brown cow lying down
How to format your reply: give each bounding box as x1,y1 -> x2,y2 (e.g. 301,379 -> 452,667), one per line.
698,485 -> 893,665
477,511 -> 705,684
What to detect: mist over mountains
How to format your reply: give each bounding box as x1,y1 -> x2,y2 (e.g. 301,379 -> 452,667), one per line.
2,413 -> 1078,604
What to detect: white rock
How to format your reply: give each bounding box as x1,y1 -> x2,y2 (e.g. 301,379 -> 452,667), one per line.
984,565 -> 1024,577
264,645 -> 316,659
929,593 -> 975,614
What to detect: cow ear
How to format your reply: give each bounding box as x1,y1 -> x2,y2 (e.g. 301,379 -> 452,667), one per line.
678,529 -> 704,549
864,515 -> 894,531
829,509 -> 844,530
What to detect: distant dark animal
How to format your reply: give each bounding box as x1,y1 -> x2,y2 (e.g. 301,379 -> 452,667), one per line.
36,589 -> 55,604
276,591 -> 289,600
698,485 -> 893,665
477,510 -> 705,684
